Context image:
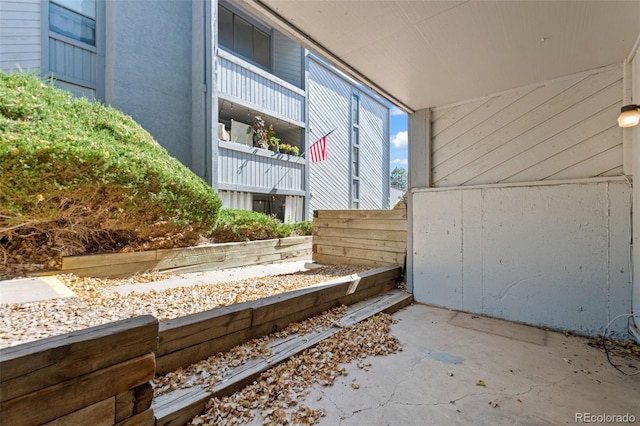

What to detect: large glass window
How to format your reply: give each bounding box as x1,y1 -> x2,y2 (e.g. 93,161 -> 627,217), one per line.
50,0 -> 96,46
219,5 -> 271,69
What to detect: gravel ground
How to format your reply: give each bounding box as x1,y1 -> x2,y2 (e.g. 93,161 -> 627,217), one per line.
0,265 -> 367,349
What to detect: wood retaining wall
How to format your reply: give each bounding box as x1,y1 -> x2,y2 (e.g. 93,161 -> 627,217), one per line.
156,265 -> 401,374
34,236 -> 312,279
0,266 -> 407,425
0,316 -> 158,426
312,205 -> 407,268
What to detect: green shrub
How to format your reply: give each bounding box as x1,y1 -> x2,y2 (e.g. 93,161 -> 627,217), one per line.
289,220 -> 312,236
211,209 -> 293,242
0,72 -> 222,265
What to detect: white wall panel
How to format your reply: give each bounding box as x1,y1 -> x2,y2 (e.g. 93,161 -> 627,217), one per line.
411,179 -> 632,338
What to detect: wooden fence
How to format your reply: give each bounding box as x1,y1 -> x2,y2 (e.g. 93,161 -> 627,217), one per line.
312,205 -> 407,268
34,236 -> 312,279
0,316 -> 158,426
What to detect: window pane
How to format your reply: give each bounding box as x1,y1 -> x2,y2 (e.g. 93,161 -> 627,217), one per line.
352,94 -> 360,124
234,16 -> 253,59
50,3 -> 96,46
352,146 -> 359,177
352,179 -> 360,200
53,0 -> 95,18
219,6 -> 233,49
253,28 -> 270,68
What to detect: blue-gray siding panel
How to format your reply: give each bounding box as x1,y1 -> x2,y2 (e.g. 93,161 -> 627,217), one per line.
218,50 -> 305,126
0,0 -> 41,72
273,30 -> 302,88
104,0 -> 192,169
49,37 -> 96,88
218,141 -> 305,195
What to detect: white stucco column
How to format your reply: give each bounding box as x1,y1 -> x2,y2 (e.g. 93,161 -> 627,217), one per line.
407,108 -> 431,293
630,43 -> 640,338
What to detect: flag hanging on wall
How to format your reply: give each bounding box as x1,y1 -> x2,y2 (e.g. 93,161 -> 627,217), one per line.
309,135 -> 328,163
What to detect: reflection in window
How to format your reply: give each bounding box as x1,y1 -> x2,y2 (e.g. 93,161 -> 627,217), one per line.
50,1 -> 96,46
219,5 -> 271,69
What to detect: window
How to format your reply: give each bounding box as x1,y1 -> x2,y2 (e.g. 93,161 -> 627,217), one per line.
50,0 -> 96,46
351,93 -> 360,208
219,5 -> 271,69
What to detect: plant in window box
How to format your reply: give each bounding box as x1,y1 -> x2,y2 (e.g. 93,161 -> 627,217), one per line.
248,116 -> 268,149
267,125 -> 280,152
289,145 -> 300,156
279,143 -> 291,155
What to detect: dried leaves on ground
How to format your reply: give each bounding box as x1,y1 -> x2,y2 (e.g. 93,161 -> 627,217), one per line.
182,311 -> 401,425
0,265 -> 366,348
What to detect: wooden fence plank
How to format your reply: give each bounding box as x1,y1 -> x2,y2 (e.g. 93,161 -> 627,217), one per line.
162,253 -> 286,274
134,382 -> 154,414
313,218 -> 407,231
156,323 -> 273,376
0,316 -> 158,402
315,245 -> 405,265
277,236 -> 312,247
42,398 -> 115,426
62,251 -> 159,270
313,236 -> 407,253
158,306 -> 253,356
313,253 -> 399,268
116,390 -> 135,422
250,266 -> 400,325
53,261 -> 162,279
313,226 -> 406,242
1,353 -> 155,425
314,209 -> 406,220
115,408 -> 155,426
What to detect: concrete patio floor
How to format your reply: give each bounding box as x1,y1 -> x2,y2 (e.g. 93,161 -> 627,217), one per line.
254,303 -> 640,425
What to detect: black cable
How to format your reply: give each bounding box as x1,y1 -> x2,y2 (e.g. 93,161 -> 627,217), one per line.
602,315 -> 640,376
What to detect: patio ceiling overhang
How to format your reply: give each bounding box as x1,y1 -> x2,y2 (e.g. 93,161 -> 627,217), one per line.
238,0 -> 640,112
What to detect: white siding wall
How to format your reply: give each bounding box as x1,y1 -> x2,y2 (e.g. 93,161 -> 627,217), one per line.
0,0 -> 41,72
308,59 -> 352,215
307,57 -> 390,217
359,95 -> 390,208
432,65 -> 623,187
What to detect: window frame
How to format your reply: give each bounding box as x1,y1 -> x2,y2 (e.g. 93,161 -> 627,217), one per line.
49,0 -> 97,47
218,4 -> 273,71
350,92 -> 361,209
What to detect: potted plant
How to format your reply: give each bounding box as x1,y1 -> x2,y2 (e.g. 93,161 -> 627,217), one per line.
248,116 -> 268,149
267,125 -> 280,152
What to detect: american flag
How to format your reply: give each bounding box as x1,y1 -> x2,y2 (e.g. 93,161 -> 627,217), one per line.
309,135 -> 327,163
